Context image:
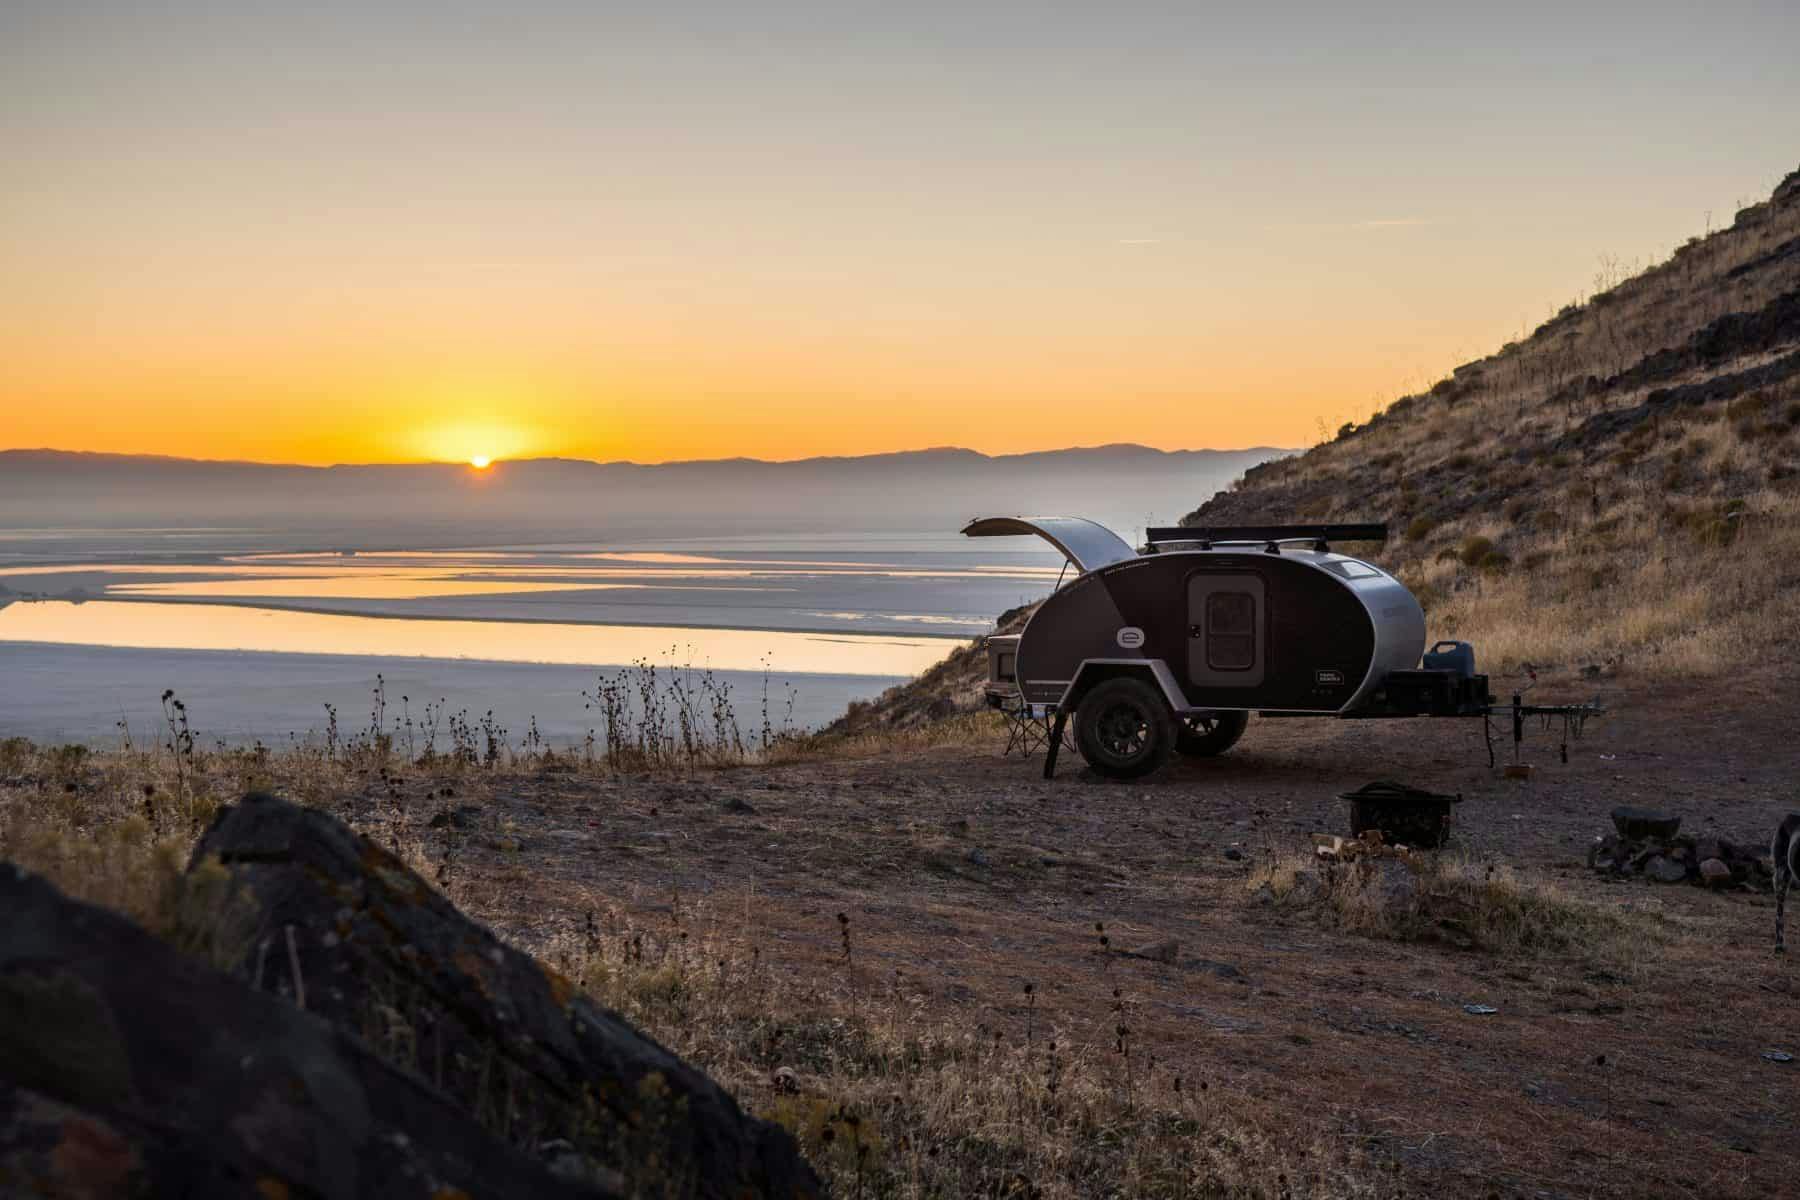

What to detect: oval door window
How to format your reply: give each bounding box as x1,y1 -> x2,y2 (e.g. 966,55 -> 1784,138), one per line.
1116,626 -> 1146,649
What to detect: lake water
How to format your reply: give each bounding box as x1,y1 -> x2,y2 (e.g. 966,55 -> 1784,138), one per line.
0,531 -> 1063,746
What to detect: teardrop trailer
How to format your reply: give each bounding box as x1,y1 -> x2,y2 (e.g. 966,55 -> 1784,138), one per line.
965,517 -> 1598,784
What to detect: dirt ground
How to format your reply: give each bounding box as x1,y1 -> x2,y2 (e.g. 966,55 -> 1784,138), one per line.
338,669 -> 1800,1198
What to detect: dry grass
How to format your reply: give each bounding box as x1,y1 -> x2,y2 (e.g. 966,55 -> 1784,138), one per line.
770,710 -> 1007,763
1407,483 -> 1800,676
1253,848 -> 1674,962
546,897 -> 1398,1199
0,738 -> 261,969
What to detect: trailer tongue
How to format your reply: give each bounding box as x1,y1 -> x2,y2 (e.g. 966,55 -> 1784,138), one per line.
965,516 -> 1601,780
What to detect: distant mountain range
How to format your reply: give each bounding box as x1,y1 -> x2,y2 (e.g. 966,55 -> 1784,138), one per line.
0,444 -> 1290,543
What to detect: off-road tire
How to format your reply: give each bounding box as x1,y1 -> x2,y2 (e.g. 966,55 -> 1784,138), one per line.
1073,676 -> 1177,780
1176,711 -> 1249,757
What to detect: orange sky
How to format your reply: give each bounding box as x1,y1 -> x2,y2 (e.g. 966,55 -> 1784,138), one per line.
5,3 -> 1796,466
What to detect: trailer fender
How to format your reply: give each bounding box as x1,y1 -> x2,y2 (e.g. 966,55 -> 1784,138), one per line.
1058,659 -> 1184,715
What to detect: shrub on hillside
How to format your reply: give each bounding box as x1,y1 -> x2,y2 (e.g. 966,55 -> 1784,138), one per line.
1580,564 -> 1621,592
1459,535 -> 1495,567
1665,498 -> 1746,547
1725,393 -> 1768,424
1405,516 -> 1436,542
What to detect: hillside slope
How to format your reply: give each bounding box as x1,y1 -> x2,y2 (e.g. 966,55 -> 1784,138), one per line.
1187,166 -> 1800,678
841,166 -> 1800,730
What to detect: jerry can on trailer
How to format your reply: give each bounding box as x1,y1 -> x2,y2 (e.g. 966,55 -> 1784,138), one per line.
1422,640 -> 1475,678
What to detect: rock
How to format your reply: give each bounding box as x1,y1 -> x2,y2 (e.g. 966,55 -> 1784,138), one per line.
721,795 -> 759,815
1644,855 -> 1689,884
1222,847 -> 1245,862
1612,807 -> 1681,840
1699,858 -> 1732,887
0,865 -> 602,1199
193,792 -> 821,1200
966,847 -> 991,867
1129,938 -> 1180,964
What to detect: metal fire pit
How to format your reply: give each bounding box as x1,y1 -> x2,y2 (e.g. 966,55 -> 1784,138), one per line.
1338,781 -> 1463,848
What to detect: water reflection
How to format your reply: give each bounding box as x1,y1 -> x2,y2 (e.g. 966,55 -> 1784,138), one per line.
0,600 -> 951,676
114,578 -> 642,599
0,559 -> 1060,583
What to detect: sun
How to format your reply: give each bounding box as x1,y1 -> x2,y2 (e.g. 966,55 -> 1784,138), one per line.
468,455 -> 492,470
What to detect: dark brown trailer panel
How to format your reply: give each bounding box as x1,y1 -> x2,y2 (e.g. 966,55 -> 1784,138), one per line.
1013,547 -> 1422,716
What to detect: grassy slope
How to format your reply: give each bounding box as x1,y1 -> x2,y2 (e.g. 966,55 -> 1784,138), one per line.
1186,168 -> 1800,678
835,168 -> 1800,732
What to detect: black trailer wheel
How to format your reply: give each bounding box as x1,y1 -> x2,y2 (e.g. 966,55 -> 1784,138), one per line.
1176,711 -> 1248,757
1073,677 -> 1176,779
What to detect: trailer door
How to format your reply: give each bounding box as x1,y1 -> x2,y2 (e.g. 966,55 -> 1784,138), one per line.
1187,574 -> 1266,688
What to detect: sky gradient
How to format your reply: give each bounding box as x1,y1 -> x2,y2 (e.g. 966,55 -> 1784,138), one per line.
4,1 -> 1797,465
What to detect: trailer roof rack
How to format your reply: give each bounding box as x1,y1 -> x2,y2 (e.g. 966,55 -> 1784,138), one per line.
1145,523 -> 1388,551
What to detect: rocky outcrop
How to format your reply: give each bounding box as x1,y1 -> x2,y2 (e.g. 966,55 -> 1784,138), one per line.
0,792 -> 823,1199
0,864 -> 602,1199
190,792 -> 821,1200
